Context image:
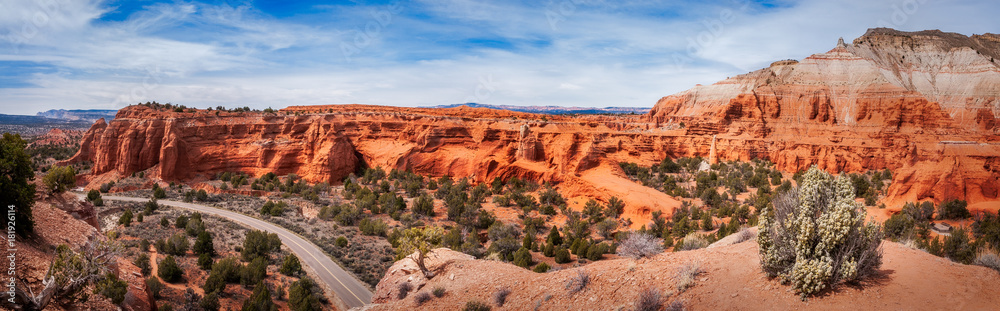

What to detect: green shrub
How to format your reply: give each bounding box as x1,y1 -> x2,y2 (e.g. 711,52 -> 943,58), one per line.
87,189 -> 101,202
95,272 -> 128,305
335,236 -> 349,248
360,218 -> 388,236
153,186 -> 167,199
198,253 -> 214,270
943,227 -> 977,264
200,291 -> 220,311
413,194 -> 435,217
937,199 -> 971,220
175,215 -> 188,229
119,209 -> 133,227
280,254 -> 302,276
164,233 -> 189,256
432,286 -> 446,298
134,253 -> 151,276
157,255 -> 183,283
194,231 -> 215,256
757,166 -> 883,297
242,281 -> 276,311
883,213 -> 915,240
513,247 -> 532,268
240,257 -> 268,286
288,277 -> 322,311
242,230 -> 281,262
43,165 -> 76,193
532,262 -> 550,273
146,276 -> 163,298
554,247 -> 571,264
463,300 -> 491,311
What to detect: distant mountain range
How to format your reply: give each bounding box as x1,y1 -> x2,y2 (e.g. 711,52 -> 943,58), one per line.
428,103 -> 650,115
0,109 -> 117,135
36,109 -> 118,122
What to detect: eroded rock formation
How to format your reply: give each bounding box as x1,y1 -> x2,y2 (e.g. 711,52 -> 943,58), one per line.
64,28 -> 1000,216
649,28 -> 1000,206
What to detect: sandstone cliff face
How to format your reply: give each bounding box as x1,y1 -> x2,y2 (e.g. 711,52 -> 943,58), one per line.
65,29 -> 1000,212
649,28 -> 1000,205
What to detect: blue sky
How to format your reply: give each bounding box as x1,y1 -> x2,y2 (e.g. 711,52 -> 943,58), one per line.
1,0 -> 998,115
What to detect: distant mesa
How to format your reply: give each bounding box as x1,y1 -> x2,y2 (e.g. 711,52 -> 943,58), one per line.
36,109 -> 118,123
427,103 -> 650,115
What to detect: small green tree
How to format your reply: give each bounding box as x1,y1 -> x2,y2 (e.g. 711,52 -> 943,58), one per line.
158,255 -> 183,283
94,272 -> 128,305
175,215 -> 188,229
134,253 -> 151,276
119,209 -> 133,227
198,253 -> 214,270
288,277 -> 322,311
242,230 -> 281,262
146,276 -> 163,298
241,257 -> 267,286
554,247 -> 571,264
396,226 -> 444,278
44,165 -> 76,193
513,247 -> 532,268
153,186 -> 167,199
242,281 -> 277,311
1,133 -> 35,236
87,189 -> 102,202
279,254 -> 302,276
200,291 -> 221,311
194,231 -> 216,256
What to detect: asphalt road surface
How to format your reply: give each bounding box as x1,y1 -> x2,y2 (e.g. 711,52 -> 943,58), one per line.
84,194 -> 374,308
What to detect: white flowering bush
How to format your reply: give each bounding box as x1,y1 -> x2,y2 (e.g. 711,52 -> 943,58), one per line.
758,166 -> 883,297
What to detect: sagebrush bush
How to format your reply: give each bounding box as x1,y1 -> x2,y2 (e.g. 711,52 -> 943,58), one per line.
679,233 -> 709,251
617,232 -> 663,259
757,166 -> 883,297
463,300 -> 491,311
397,282 -> 412,300
432,286 -> 446,298
634,287 -> 663,311
565,270 -> 589,294
974,251 -> 1000,273
414,292 -> 432,305
493,287 -> 511,307
675,263 -> 702,292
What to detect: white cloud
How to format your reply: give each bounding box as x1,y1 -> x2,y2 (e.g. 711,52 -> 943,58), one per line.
1,0 -> 999,115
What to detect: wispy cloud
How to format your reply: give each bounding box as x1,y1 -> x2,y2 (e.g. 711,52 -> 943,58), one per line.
1,0 -> 998,115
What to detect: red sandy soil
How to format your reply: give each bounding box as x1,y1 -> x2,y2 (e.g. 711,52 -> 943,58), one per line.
368,239 -> 1000,310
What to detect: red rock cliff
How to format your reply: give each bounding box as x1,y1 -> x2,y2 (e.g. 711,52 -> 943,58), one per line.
65,28 -> 1000,212
649,28 -> 1000,205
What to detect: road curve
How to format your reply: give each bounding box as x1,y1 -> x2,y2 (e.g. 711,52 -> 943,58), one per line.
83,194 -> 374,308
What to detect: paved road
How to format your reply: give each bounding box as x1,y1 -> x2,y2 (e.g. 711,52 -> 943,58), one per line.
83,194 -> 373,308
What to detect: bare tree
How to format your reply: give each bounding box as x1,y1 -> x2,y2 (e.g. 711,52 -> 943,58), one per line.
15,238 -> 121,310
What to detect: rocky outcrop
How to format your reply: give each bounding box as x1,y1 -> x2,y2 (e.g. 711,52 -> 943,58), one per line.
649,28 -> 1000,205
